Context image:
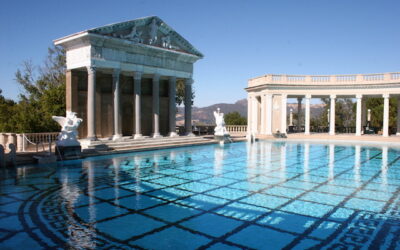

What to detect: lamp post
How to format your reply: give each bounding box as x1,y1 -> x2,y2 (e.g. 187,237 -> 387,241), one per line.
367,109 -> 371,128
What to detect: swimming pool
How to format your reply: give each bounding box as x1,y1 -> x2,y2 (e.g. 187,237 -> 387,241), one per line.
0,141 -> 399,249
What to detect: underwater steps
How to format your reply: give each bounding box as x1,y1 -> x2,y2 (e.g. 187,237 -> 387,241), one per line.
85,136 -> 215,152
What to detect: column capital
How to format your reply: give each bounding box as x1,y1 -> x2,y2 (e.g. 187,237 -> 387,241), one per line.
185,78 -> 194,85
305,94 -> 312,99
153,74 -> 160,81
112,68 -> 121,79
86,66 -> 96,75
383,93 -> 390,99
134,71 -> 142,81
356,94 -> 362,99
297,97 -> 303,101
282,93 -> 287,98
330,94 -> 336,99
169,76 -> 177,82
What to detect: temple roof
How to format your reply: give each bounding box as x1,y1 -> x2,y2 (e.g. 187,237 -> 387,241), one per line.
55,16 -> 203,58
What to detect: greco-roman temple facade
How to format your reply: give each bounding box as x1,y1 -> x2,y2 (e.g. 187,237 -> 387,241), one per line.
54,16 -> 203,141
246,72 -> 400,137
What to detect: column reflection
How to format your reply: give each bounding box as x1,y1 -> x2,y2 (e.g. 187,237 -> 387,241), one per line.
329,144 -> 335,180
354,145 -> 361,185
381,146 -> 388,188
304,143 -> 310,182
280,143 -> 287,180
112,158 -> 121,206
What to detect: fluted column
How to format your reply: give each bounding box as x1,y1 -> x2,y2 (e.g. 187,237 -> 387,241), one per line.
266,94 -> 272,135
305,94 -> 311,135
281,94 -> 287,133
260,94 -> 266,134
397,97 -> 400,135
383,94 -> 389,137
152,74 -> 161,138
184,78 -> 194,136
112,69 -> 122,140
247,95 -> 253,138
168,76 -> 178,137
87,66 -> 97,140
329,94 -> 336,135
355,94 -> 362,136
133,72 -> 142,139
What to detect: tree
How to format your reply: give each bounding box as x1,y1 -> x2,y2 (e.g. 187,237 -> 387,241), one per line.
224,111 -> 247,125
5,46 -> 67,133
175,79 -> 195,107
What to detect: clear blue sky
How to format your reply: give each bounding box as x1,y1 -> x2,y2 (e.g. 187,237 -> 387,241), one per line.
1,0 -> 399,107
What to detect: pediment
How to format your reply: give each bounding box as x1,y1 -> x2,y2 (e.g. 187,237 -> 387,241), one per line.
88,16 -> 203,58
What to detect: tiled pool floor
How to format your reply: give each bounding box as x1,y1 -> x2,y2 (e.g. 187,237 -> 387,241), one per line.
1,141 -> 400,249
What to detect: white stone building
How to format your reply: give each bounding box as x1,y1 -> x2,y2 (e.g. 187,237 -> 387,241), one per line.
246,73 -> 400,137
54,16 -> 203,140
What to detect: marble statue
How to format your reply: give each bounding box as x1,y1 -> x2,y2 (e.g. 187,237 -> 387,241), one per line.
214,108 -> 229,136
162,35 -> 172,49
148,18 -> 158,44
122,25 -> 142,43
52,111 -> 83,147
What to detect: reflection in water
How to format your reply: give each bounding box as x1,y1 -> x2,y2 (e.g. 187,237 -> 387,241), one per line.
329,144 -> 335,180
280,143 -> 286,180
214,145 -> 224,176
381,146 -> 388,188
354,145 -> 361,185
304,143 -> 310,182
112,158 -> 121,206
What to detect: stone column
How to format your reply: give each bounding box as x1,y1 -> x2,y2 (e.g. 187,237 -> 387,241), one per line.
168,76 -> 178,137
87,66 -> 97,140
397,97 -> 400,135
252,97 -> 258,133
329,94 -> 336,135
66,70 -> 78,113
266,94 -> 273,135
355,94 -> 362,136
281,94 -> 287,133
305,94 -> 311,135
184,78 -> 194,136
152,74 -> 161,138
247,95 -> 253,138
383,94 -> 389,137
112,69 -> 122,140
297,97 -> 302,132
260,94 -> 266,134
133,72 -> 142,139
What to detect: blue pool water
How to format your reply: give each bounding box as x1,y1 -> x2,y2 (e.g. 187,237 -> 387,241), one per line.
1,141 -> 400,249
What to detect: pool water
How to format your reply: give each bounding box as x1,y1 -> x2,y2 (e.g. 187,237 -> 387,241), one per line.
1,141 -> 400,249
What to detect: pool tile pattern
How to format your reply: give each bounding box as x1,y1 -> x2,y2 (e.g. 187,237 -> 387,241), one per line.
0,141 -> 400,249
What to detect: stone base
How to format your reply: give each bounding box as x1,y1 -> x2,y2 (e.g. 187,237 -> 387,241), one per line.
169,132 -> 179,137
56,145 -> 82,160
215,134 -> 232,144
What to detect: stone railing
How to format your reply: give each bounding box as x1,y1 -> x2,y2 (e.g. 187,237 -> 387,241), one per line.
226,125 -> 247,135
0,132 -> 59,152
248,72 -> 400,87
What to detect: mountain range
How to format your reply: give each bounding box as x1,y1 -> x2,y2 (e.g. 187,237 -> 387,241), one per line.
177,99 -> 326,125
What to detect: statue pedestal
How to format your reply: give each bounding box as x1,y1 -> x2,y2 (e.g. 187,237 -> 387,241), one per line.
56,145 -> 82,160
214,134 -> 232,144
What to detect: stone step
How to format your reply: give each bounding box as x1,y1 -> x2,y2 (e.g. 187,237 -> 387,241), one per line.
86,137 -> 210,149
88,136 -> 205,145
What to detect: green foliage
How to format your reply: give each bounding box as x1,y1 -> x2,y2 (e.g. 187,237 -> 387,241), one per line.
224,111 -> 247,125
0,46 -> 66,133
175,79 -> 195,106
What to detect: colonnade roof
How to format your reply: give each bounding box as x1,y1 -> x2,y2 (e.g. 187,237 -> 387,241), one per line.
247,72 -> 400,89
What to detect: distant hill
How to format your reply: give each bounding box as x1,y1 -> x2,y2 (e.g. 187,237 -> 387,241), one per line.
177,99 -> 326,125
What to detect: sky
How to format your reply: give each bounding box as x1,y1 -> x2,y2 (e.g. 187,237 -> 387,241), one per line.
0,0 -> 399,107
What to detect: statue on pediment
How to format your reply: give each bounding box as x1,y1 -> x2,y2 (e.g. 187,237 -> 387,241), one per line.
122,25 -> 143,43
161,35 -> 172,49
148,18 -> 158,45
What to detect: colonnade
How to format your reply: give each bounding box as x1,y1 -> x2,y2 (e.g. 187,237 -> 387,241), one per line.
85,66 -> 193,141
249,93 -> 400,137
